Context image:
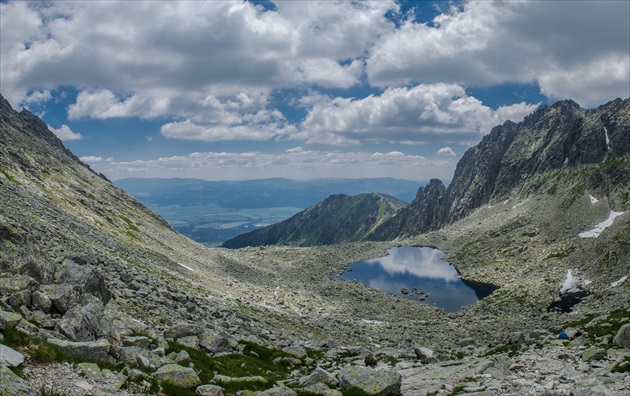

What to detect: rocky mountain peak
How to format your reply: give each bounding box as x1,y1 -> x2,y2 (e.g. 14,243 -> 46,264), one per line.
370,98 -> 630,240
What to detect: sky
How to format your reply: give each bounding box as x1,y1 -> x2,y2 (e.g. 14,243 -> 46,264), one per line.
1,0 -> 629,182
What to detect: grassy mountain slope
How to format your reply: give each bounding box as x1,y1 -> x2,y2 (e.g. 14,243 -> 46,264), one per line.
222,193 -> 407,248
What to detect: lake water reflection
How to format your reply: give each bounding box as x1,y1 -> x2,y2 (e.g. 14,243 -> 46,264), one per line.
337,246 -> 497,312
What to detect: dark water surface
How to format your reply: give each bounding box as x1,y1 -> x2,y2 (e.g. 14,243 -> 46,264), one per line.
337,246 -> 498,313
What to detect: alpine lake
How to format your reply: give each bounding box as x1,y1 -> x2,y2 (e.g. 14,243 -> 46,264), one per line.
336,246 -> 499,313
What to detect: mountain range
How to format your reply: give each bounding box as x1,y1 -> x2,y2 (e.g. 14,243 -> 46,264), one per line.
225,98 -> 630,247
114,177 -> 420,246
1,92 -> 629,395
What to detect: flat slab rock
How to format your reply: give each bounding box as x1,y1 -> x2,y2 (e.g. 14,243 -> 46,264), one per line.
0,344 -> 24,367
338,366 -> 401,396
153,363 -> 201,388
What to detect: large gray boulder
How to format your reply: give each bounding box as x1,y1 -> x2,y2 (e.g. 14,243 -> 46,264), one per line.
111,345 -> 163,368
613,323 -> 630,349
153,364 -> 201,388
282,345 -> 308,359
0,344 -> 24,368
57,259 -> 112,305
103,303 -> 148,339
196,384 -> 224,396
257,387 -> 297,396
47,338 -> 113,364
0,310 -> 22,330
56,296 -> 106,341
299,367 -> 338,387
0,275 -> 38,297
338,366 -> 401,396
164,322 -> 205,340
198,332 -> 232,354
0,366 -> 40,396
39,284 -> 83,314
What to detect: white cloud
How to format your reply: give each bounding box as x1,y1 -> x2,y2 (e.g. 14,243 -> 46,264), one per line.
79,156 -> 103,163
437,147 -> 456,156
300,84 -> 538,145
1,0 -> 626,153
48,124 -> 81,141
92,149 -> 455,182
1,1 -> 395,117
367,1 -> 630,107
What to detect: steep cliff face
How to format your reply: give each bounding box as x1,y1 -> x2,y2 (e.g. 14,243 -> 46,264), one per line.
370,98 -> 630,240
367,179 -> 445,240
222,193 -> 407,248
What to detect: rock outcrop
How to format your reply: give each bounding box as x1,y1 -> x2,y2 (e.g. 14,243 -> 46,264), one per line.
370,98 -> 630,239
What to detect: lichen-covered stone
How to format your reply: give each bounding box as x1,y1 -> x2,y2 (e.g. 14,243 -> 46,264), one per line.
153,364 -> 201,388
56,296 -> 106,341
38,284 -> 82,315
257,386 -> 297,396
57,258 -> 112,305
582,348 -> 606,361
47,338 -> 113,364
613,323 -> 630,349
0,310 -> 22,330
195,384 -> 224,396
0,366 -> 40,396
164,323 -> 205,340
338,366 -> 401,396
299,367 -> 338,387
198,332 -> 231,354
282,345 -> 307,358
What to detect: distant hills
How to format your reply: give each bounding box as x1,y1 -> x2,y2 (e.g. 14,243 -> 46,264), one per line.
222,193 -> 407,248
224,98 -> 630,248
115,177 -> 421,246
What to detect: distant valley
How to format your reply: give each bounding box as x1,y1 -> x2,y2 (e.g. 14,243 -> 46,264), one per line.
115,177 -> 422,246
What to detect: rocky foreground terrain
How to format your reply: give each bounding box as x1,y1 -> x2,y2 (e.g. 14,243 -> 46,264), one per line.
1,93 -> 629,396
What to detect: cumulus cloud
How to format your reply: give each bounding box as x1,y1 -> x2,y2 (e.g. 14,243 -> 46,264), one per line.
0,1 -> 395,113
91,149 -> 455,181
0,0 -> 626,152
48,124 -> 81,141
437,147 -> 456,156
367,1 -> 629,107
300,84 -> 538,145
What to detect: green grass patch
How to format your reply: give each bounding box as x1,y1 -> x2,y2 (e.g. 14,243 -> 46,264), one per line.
2,327 -> 68,364
563,315 -> 595,329
482,343 -> 523,358
166,341 -> 295,394
120,216 -> 140,232
0,166 -> 21,186
612,357 -> 630,373
340,387 -> 371,396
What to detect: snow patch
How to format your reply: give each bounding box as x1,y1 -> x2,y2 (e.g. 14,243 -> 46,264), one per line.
579,211 -> 624,238
589,195 -> 599,204
178,262 -> 195,272
604,126 -> 611,150
611,276 -> 627,288
361,319 -> 386,325
512,201 -> 526,209
560,269 -> 591,293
